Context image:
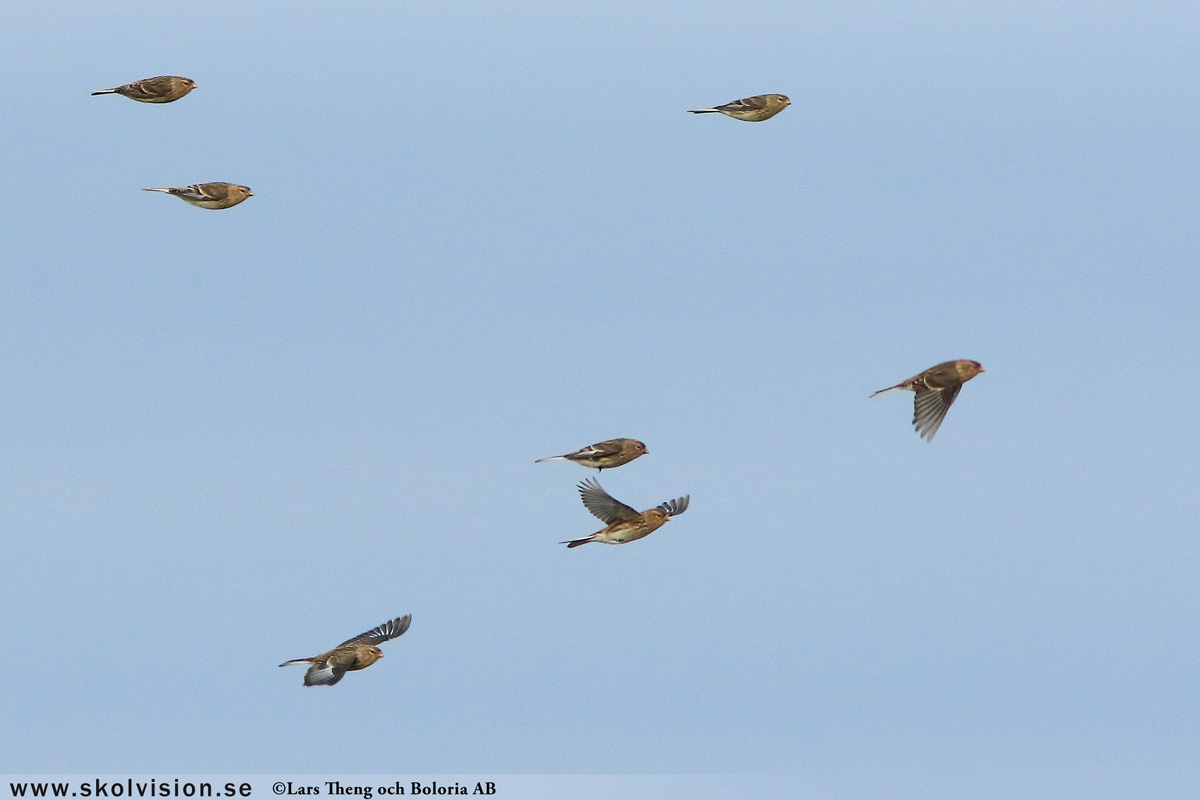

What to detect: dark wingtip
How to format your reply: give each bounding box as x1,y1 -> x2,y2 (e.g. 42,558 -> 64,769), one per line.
577,476 -> 603,493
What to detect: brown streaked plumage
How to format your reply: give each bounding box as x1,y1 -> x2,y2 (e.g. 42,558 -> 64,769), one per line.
279,615 -> 411,686
688,93 -> 791,122
535,438 -> 648,471
562,478 -> 689,548
142,182 -> 253,210
872,360 -> 984,441
92,76 -> 196,103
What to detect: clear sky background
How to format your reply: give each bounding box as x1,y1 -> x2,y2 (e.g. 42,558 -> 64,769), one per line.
2,0 -> 1199,796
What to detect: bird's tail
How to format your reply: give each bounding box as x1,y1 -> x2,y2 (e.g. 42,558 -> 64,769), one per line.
278,658 -> 312,668
562,536 -> 594,548
870,384 -> 904,398
91,89 -> 118,95
687,108 -> 719,114
534,455 -> 567,463
142,187 -> 174,193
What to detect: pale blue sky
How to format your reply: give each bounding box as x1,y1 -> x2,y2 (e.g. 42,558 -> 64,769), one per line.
2,1 -> 1199,796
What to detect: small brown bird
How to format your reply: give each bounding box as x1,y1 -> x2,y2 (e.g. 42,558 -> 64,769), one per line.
279,615 -> 412,686
143,182 -> 253,210
688,94 -> 791,122
562,478 -> 689,548
535,438 -> 648,471
92,76 -> 196,103
872,360 -> 984,441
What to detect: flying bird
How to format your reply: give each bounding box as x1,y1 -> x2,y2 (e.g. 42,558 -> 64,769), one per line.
872,360 -> 984,441
279,615 -> 412,686
536,438 -> 648,471
562,478 -> 689,548
92,76 -> 196,103
688,94 -> 791,122
143,182 -> 253,209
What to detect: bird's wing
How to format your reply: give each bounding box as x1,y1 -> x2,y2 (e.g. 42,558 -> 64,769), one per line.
537,440 -> 619,462
918,361 -> 964,390
126,78 -> 170,98
172,183 -> 227,202
574,440 -> 623,458
655,496 -> 690,517
913,383 -> 962,441
722,95 -> 768,111
339,615 -> 412,647
304,660 -> 347,686
578,478 -> 639,525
